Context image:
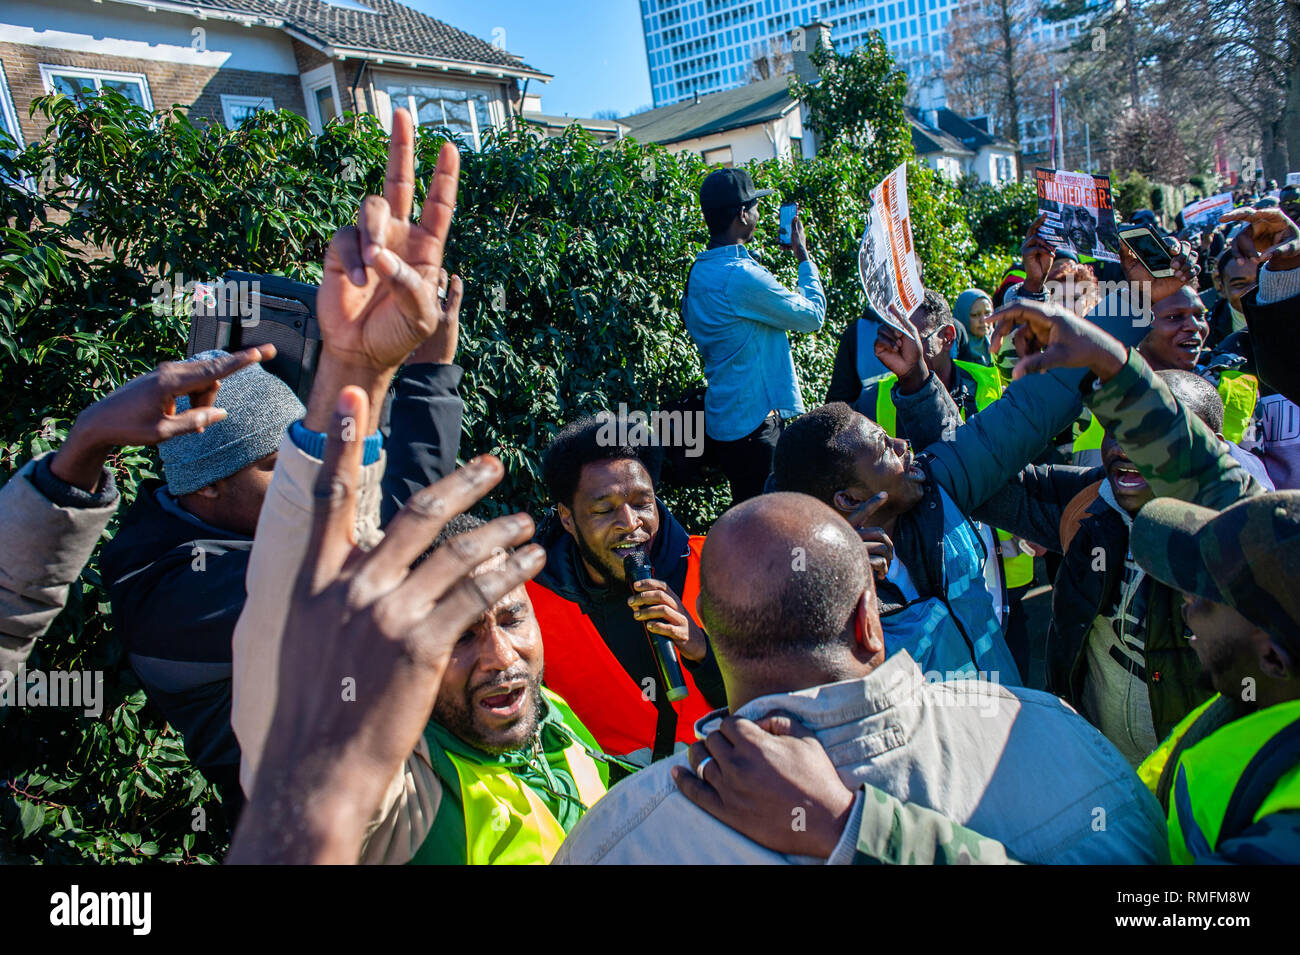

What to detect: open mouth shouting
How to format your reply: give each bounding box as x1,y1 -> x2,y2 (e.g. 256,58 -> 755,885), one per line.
1175,333 -> 1203,358
1108,460 -> 1148,493
475,678 -> 529,721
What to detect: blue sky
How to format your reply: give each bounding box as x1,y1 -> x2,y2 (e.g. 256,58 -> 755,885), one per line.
418,1 -> 654,118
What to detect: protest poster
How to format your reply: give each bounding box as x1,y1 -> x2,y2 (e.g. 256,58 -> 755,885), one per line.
858,161 -> 923,328
1287,172 -> 1300,186
1180,192 -> 1233,230
1034,167 -> 1120,262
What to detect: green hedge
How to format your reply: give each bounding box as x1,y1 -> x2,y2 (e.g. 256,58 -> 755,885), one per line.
0,89 -> 1023,862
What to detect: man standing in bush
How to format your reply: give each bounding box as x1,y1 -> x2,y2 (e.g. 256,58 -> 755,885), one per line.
682,168 -> 826,504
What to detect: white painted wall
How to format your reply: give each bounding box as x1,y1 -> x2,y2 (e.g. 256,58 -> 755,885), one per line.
926,150 -> 965,180
652,108 -> 804,166
969,146 -> 1018,185
0,0 -> 300,74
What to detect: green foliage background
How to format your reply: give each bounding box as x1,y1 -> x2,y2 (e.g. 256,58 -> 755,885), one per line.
0,61 -> 1032,862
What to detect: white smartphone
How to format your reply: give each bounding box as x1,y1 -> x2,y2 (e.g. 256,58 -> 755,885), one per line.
1118,225 -> 1175,278
779,202 -> 798,245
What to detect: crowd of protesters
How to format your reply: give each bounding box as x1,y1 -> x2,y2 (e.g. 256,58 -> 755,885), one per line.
2,108 -> 1298,866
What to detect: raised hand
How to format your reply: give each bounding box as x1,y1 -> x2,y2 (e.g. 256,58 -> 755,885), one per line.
406,268 -> 464,366
990,301 -> 1128,382
229,386 -> 545,864
845,491 -> 894,579
1020,213 -> 1055,295
50,345 -> 275,492
1220,206 -> 1300,272
1117,231 -> 1198,307
875,320 -> 926,392
318,108 -> 461,374
785,215 -> 809,263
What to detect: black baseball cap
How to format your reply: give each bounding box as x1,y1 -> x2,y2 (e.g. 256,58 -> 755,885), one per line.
700,168 -> 774,211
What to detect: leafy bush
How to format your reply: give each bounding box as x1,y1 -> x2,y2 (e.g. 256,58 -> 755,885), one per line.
0,83 -> 989,862
1113,170 -> 1154,220
955,175 -> 1038,263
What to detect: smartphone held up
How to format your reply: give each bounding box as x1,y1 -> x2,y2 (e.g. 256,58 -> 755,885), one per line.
1118,224 -> 1175,278
779,201 -> 798,246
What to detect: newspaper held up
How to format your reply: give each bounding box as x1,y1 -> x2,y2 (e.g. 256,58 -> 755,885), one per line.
1180,192 -> 1234,231
1034,167 -> 1119,263
858,161 -> 923,329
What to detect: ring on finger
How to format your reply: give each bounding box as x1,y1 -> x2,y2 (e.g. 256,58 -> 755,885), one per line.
695,755 -> 714,780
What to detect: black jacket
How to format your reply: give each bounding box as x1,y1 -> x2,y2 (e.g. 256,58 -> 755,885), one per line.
101,486 -> 249,809
101,363 -> 464,815
1046,491 -> 1210,741
532,500 -> 727,751
1243,284 -> 1300,408
826,313 -> 892,406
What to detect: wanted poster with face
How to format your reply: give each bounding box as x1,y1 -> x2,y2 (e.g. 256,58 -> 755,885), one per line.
1034,167 -> 1119,263
858,161 -> 923,328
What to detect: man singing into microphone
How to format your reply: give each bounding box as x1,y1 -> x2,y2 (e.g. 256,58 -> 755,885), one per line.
528,415 -> 727,766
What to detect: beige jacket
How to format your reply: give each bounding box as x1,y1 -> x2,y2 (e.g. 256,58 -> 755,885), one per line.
0,455 -> 118,685
231,435 -> 441,864
554,651 -> 1169,865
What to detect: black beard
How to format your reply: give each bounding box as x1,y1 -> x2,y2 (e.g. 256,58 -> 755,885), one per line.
1068,228 -> 1097,252
433,667 -> 544,756
573,519 -> 628,588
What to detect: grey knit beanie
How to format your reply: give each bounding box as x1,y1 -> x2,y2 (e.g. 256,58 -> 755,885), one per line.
159,350 -> 304,496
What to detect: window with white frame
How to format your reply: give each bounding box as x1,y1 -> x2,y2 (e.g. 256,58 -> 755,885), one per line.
378,80 -> 496,150
300,64 -> 342,134
40,64 -> 152,109
221,94 -> 275,130
0,61 -> 22,149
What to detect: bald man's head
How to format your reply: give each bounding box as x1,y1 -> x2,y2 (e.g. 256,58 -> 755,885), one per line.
698,493 -> 872,666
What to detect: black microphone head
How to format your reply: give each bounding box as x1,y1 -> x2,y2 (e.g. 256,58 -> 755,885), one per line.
623,550 -> 653,585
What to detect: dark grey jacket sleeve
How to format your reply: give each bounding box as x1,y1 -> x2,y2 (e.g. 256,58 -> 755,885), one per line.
892,372 -> 1100,552
918,287 -> 1156,514
896,369 -> 1079,515
968,464 -> 1104,553
891,371 -> 963,451
380,363 -> 465,526
0,455 -> 118,683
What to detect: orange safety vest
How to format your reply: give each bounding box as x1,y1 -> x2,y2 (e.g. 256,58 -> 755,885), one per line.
525,536 -> 715,758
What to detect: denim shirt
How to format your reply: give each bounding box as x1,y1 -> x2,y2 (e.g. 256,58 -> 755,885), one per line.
682,244 -> 826,441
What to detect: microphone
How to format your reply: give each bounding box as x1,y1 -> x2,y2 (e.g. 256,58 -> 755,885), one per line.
623,551 -> 690,703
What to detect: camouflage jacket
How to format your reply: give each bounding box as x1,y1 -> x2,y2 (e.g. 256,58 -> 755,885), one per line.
1085,349 -> 1262,510
848,783 -> 1022,865
864,350 -> 1267,865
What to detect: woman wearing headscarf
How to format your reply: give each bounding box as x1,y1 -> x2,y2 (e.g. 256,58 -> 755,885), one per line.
953,288 -> 994,367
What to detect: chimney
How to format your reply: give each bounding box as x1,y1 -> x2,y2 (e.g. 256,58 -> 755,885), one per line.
925,108 -> 939,130
790,20 -> 832,83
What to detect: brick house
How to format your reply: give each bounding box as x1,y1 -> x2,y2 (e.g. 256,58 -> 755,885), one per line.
0,0 -> 552,147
